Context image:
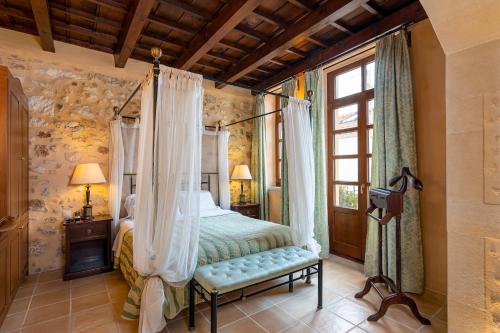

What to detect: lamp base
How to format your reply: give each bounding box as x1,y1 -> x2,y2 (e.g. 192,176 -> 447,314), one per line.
239,193 -> 247,205
82,205 -> 92,219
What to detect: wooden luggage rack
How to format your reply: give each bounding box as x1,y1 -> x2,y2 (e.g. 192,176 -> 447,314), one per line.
355,167 -> 430,325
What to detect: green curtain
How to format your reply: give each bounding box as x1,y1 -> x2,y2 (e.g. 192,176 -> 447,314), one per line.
251,94 -> 269,220
280,79 -> 296,226
364,32 -> 424,293
305,69 -> 329,259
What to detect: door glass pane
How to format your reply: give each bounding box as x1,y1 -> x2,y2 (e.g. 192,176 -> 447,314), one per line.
278,161 -> 281,179
278,122 -> 283,139
334,131 -> 358,155
278,141 -> 282,158
334,158 -> 358,182
334,104 -> 358,130
367,99 -> 374,125
368,129 -> 373,154
335,185 -> 358,209
335,67 -> 362,98
368,157 -> 372,183
365,61 -> 375,90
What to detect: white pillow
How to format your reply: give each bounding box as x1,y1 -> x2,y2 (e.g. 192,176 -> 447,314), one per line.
199,191 -> 217,211
124,194 -> 136,218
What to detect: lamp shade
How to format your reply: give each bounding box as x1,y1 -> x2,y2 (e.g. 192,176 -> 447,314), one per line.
231,164 -> 252,180
70,163 -> 106,185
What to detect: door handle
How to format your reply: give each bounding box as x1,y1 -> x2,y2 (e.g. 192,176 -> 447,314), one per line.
360,183 -> 365,195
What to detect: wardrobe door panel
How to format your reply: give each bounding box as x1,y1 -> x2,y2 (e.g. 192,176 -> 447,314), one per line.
20,103 -> 28,215
0,236 -> 8,321
0,71 -> 7,223
8,229 -> 19,299
19,215 -> 28,278
8,92 -> 20,220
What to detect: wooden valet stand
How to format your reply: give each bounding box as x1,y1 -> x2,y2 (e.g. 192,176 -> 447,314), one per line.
355,167 -> 430,325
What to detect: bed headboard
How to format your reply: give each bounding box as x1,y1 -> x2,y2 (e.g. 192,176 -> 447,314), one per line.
122,130 -> 221,204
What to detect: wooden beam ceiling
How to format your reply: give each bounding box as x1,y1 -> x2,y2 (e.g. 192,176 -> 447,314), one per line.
173,0 -> 264,70
255,1 -> 427,89
114,0 -> 156,68
30,0 -> 55,52
216,0 -> 368,84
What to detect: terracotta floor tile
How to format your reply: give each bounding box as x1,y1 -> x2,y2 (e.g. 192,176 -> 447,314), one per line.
14,286 -> 34,300
260,285 -> 295,305
7,298 -> 30,316
301,309 -> 353,333
167,312 -> 209,333
384,304 -> 430,330
108,283 -> 130,303
0,312 -> 25,332
30,289 -> 70,309
219,317 -> 267,333
327,299 -> 372,326
24,301 -> 70,326
71,292 -> 110,314
21,275 -> 38,286
434,306 -> 447,322
71,304 -> 115,332
201,304 -> 245,328
70,275 -> 104,289
359,317 -> 415,333
20,316 -> 69,333
233,293 -> 274,316
38,270 -> 63,283
71,283 -> 106,299
77,322 -> 119,333
251,305 -> 297,333
34,280 -> 71,295
346,328 -> 367,333
277,293 -> 323,319
281,322 -> 317,333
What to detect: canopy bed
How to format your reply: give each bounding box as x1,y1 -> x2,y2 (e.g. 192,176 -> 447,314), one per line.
109,47 -> 321,333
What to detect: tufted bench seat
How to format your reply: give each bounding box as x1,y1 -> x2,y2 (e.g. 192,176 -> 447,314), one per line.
189,246 -> 323,333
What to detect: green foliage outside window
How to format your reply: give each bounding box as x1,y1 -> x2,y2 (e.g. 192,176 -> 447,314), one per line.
339,186 -> 358,209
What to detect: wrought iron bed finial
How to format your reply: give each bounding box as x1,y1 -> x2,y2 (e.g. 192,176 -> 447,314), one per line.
151,47 -> 162,62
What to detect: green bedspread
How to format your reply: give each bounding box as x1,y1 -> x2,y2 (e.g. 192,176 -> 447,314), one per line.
115,212 -> 292,320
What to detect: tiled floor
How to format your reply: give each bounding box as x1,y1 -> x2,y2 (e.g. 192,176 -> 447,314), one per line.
0,256 -> 447,333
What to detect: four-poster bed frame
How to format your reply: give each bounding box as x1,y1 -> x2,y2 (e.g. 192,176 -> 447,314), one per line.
113,47 -> 314,128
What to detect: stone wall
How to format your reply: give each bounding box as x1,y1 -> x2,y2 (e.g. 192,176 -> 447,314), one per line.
0,49 -> 254,273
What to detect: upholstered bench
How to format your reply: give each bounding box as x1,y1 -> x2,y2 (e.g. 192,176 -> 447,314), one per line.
189,246 -> 323,333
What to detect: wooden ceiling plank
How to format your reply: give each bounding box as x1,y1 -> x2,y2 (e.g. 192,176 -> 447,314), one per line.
197,59 -> 227,71
141,32 -> 189,48
268,58 -> 287,67
287,0 -> 314,11
158,0 -> 214,20
234,23 -> 270,41
0,5 -> 34,20
219,39 -> 253,53
287,47 -> 307,57
206,51 -> 238,62
331,22 -> 353,34
53,33 -> 114,53
256,1 -> 427,89
114,0 -> 156,68
52,19 -> 118,43
30,0 -> 55,52
50,3 -> 122,30
307,36 -> 328,48
362,3 -> 383,18
218,0 -> 367,83
253,7 -> 288,27
147,15 -> 198,35
173,0 -> 264,70
85,0 -> 128,14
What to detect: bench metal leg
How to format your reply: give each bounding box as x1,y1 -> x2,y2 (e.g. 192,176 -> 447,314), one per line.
306,268 -> 312,284
211,291 -> 218,333
189,280 -> 195,331
318,260 -> 323,309
288,273 -> 293,292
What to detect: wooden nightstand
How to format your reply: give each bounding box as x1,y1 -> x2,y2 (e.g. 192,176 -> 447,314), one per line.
63,215 -> 113,280
231,203 -> 260,219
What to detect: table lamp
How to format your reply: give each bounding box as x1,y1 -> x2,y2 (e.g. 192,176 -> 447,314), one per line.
231,164 -> 252,204
70,163 -> 106,219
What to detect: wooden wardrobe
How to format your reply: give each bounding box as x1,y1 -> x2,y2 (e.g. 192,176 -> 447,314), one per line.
0,66 -> 29,324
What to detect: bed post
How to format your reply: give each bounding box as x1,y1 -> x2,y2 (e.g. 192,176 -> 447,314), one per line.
151,47 -> 161,189
318,260 -> 323,309
210,291 -> 218,333
306,89 -> 313,124
189,279 -> 195,331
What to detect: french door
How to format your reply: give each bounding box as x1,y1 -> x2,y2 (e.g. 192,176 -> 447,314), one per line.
327,56 -> 374,261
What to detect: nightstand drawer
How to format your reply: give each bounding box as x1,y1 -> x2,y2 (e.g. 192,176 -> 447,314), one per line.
69,222 -> 107,242
231,203 -> 260,219
239,207 -> 258,216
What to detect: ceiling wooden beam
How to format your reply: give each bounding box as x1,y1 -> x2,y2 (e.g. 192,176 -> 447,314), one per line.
147,15 -> 198,35
287,47 -> 307,57
255,1 -> 427,89
219,39 -> 254,53
141,32 -> 189,48
235,23 -> 270,41
52,19 -> 118,43
30,0 -> 55,52
53,33 -> 114,53
173,0 -> 264,70
287,0 -> 314,11
253,7 -> 288,27
114,0 -> 156,68
307,36 -> 328,48
216,0 -> 367,84
0,5 -> 34,21
331,22 -> 353,35
85,0 -> 128,14
362,3 -> 383,18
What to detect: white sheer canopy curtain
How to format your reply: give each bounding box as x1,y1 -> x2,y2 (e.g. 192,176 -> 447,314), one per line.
282,97 -> 320,256
109,119 -> 124,237
218,128 -> 231,209
134,67 -> 204,333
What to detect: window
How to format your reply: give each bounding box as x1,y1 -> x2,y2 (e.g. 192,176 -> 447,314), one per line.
327,55 -> 374,260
